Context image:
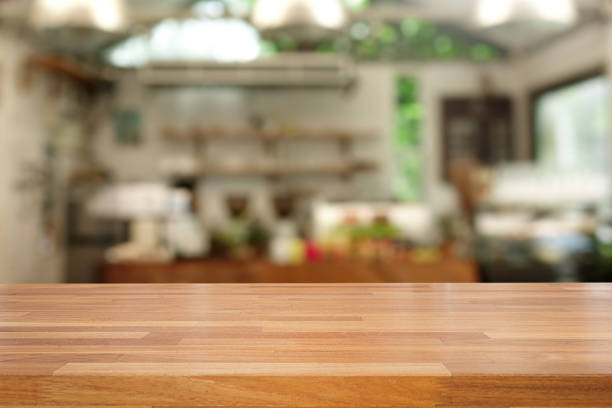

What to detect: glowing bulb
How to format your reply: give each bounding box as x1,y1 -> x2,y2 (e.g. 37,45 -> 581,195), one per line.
310,0 -> 346,28
531,0 -> 576,24
252,0 -> 347,31
92,0 -> 127,31
476,0 -> 514,26
30,0 -> 127,32
476,0 -> 576,27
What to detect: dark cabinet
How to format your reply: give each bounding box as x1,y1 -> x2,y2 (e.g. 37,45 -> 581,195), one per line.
442,96 -> 514,179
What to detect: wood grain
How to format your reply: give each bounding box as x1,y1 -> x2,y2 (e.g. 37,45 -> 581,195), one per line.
0,284 -> 611,407
102,258 -> 479,284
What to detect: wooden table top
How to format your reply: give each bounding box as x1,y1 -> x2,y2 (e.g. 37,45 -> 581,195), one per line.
1,283 -> 612,407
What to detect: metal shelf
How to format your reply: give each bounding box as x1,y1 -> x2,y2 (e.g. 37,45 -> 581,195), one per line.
162,127 -> 376,142
168,160 -> 378,178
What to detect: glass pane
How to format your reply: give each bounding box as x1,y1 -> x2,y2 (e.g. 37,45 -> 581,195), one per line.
535,76 -> 610,175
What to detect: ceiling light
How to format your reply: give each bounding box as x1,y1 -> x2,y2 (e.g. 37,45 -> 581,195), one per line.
226,0 -> 251,18
192,1 -> 226,19
30,0 -> 128,32
252,0 -> 348,32
107,18 -> 262,67
476,0 -> 577,27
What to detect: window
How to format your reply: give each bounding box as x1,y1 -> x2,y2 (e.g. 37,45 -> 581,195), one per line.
533,74 -> 610,175
106,18 -> 263,67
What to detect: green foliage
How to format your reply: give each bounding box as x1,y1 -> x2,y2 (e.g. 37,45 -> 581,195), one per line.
274,34 -> 298,52
344,0 -> 370,11
470,44 -> 495,61
395,76 -> 423,201
264,17 -> 504,62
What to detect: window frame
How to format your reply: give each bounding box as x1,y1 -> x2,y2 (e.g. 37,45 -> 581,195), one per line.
529,67 -> 606,161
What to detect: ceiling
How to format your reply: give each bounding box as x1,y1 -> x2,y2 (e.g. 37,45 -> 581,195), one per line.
364,0 -> 605,50
0,0 -> 606,55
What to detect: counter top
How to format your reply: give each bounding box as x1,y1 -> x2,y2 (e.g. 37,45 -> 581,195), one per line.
1,283 -> 612,407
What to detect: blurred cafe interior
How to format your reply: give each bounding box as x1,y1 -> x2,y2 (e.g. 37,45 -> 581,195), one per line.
1,0 -> 612,284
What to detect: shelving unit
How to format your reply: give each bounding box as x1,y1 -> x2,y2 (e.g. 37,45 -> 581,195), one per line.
179,160 -> 378,178
138,54 -> 357,88
25,56 -> 115,87
162,126 -> 376,142
162,126 -> 379,180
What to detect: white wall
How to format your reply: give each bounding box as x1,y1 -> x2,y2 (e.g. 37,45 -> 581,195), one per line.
94,22 -> 610,222
516,21 -> 609,166
96,61 -> 527,213
521,23 -> 607,90
396,21 -> 609,203
0,20 -> 608,283
0,31 -> 77,283
95,65 -> 395,225
410,22 -> 610,194
397,61 -> 527,201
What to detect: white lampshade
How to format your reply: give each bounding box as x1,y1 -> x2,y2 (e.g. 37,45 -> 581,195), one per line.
476,0 -> 577,27
87,183 -> 172,220
30,0 -> 128,32
252,0 -> 347,33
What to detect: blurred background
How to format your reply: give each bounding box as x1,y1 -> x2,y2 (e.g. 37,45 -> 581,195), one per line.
1,0 -> 611,284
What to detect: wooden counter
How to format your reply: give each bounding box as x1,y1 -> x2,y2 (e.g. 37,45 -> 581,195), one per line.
102,257 -> 479,284
1,284 -> 611,407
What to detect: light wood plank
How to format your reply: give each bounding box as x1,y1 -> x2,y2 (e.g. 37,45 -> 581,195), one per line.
0,284 -> 611,407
